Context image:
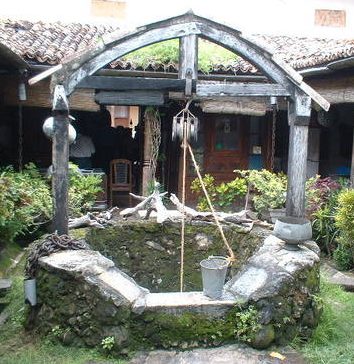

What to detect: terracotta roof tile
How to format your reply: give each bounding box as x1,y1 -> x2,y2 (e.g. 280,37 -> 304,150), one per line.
0,19 -> 118,65
1,18 -> 354,74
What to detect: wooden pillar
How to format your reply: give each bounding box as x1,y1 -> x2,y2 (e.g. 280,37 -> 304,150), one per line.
179,34 -> 198,96
307,127 -> 320,178
52,85 -> 69,235
351,125 -> 354,187
142,116 -> 153,196
286,93 -> 311,217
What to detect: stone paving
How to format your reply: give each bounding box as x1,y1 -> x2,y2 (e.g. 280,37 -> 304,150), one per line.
129,344 -> 306,364
321,261 -> 354,291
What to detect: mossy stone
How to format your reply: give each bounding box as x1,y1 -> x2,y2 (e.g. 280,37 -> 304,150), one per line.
250,324 -> 275,349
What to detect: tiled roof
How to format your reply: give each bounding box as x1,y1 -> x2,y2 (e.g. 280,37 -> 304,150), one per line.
0,19 -> 117,65
252,34 -> 354,70
1,18 -> 354,74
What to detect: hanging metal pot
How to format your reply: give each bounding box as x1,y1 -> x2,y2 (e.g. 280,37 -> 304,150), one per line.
42,116 -> 77,144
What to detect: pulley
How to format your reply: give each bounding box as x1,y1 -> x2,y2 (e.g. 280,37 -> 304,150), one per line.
172,108 -> 199,142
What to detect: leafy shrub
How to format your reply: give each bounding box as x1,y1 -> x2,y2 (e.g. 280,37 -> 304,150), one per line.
191,170 -> 287,213
0,163 -> 52,244
334,189 -> 354,270
236,169 -> 287,213
191,174 -> 247,211
333,244 -> 353,271
233,305 -> 261,343
0,163 -> 103,244
68,163 -> 103,217
101,336 -> 115,351
306,176 -> 342,255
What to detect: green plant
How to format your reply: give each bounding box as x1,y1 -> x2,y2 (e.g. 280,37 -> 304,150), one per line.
333,244 -> 353,271
68,163 -> 103,217
191,174 -> 247,211
51,325 -> 65,338
305,176 -> 343,255
123,39 -> 237,74
334,189 -> 354,270
311,206 -> 339,256
101,336 -> 115,351
0,163 -> 52,244
299,278 -> 354,364
233,305 -> 261,343
236,169 -> 287,213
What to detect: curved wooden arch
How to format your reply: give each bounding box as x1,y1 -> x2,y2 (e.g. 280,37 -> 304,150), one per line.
55,13 -> 328,110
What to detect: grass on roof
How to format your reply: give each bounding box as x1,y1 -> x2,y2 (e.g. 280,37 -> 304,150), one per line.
122,39 -> 238,73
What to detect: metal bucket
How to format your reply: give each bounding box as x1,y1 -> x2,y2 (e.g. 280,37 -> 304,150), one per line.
200,256 -> 229,299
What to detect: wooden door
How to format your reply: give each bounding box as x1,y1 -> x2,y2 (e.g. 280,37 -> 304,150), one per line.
204,114 -> 249,184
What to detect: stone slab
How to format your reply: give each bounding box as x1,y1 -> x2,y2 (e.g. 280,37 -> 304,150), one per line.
97,268 -> 148,303
129,344 -> 307,364
321,262 -> 354,292
0,279 -> 12,291
39,250 -> 115,277
136,291 -> 236,316
225,235 -> 320,301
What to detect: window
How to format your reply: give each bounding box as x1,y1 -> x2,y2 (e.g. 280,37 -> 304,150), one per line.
214,117 -> 239,151
315,9 -> 346,27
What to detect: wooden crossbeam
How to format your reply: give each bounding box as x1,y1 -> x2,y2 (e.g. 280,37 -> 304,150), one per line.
78,76 -> 187,91
196,82 -> 291,97
95,90 -> 165,105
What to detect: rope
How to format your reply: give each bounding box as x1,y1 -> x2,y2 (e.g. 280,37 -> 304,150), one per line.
187,143 -> 235,262
25,233 -> 90,279
179,119 -> 188,292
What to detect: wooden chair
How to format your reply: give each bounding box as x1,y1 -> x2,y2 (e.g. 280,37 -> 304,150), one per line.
109,159 -> 132,207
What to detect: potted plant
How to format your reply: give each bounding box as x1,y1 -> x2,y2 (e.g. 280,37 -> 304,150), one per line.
235,169 -> 287,222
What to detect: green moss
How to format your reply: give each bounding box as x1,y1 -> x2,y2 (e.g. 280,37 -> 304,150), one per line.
84,220 -> 263,293
130,304 -> 262,349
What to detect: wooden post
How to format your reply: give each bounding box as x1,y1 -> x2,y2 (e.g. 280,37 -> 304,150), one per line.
179,34 -> 198,96
142,115 -> 153,196
52,85 -> 69,235
307,127 -> 320,178
351,125 -> 354,187
286,93 -> 311,217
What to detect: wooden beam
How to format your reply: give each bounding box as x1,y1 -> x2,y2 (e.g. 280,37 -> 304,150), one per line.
196,82 -> 290,97
56,13 -> 329,111
52,85 -> 69,235
95,90 -> 165,105
28,64 -> 62,86
77,76 -> 187,91
286,99 -> 311,217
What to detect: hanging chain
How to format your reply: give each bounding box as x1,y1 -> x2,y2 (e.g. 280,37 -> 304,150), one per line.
270,105 -> 277,172
25,233 -> 90,279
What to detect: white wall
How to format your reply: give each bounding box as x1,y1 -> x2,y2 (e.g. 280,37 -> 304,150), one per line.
1,0 -> 354,37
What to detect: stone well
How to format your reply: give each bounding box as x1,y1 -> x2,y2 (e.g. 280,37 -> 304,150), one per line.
31,221 -> 321,352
